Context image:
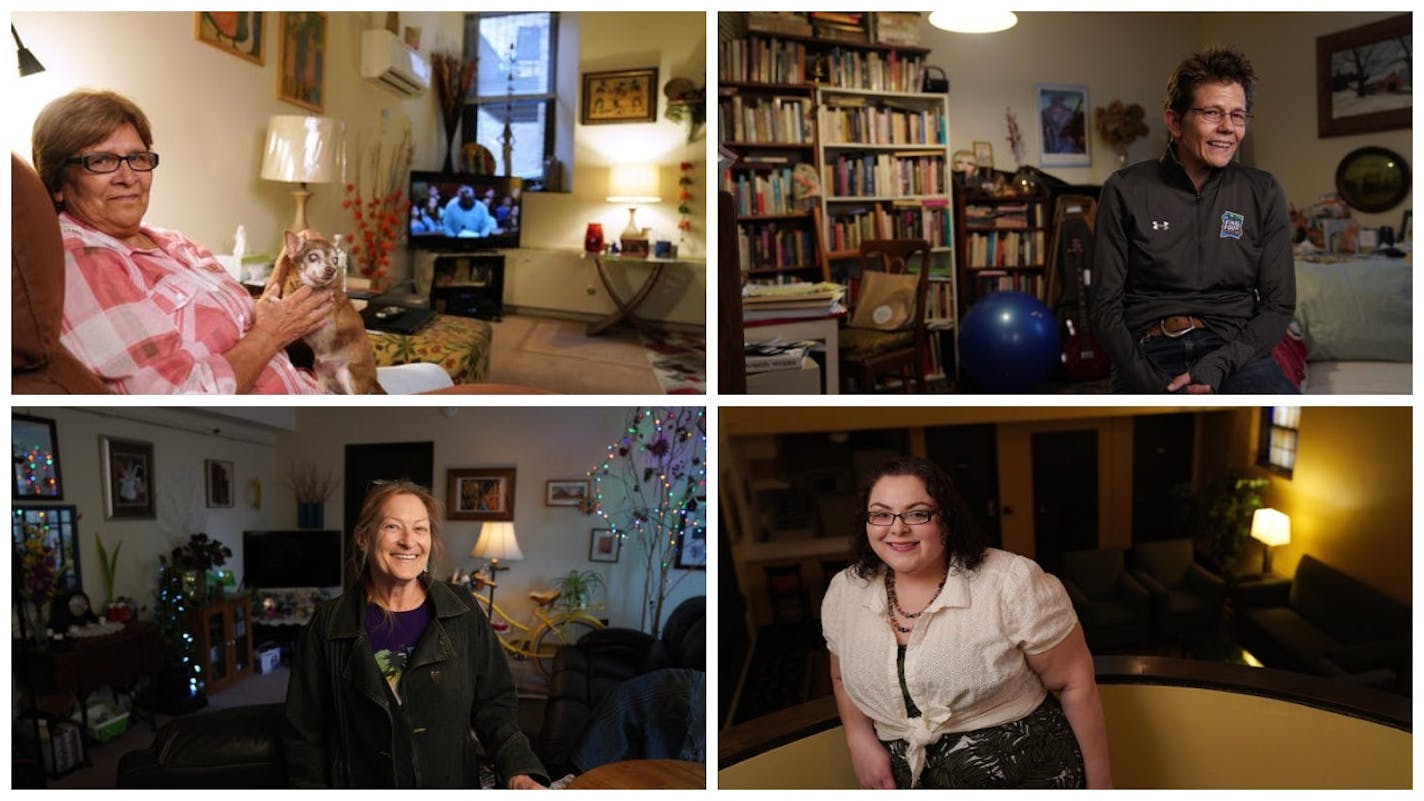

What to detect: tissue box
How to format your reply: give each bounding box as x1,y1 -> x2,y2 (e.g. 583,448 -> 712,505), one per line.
256,643 -> 282,674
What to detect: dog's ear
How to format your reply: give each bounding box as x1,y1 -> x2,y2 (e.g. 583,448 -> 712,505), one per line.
282,229 -> 302,257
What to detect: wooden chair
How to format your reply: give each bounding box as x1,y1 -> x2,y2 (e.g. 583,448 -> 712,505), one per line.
838,239 -> 932,393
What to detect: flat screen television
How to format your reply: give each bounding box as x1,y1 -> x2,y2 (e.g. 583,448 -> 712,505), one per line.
409,171 -> 523,251
242,529 -> 343,590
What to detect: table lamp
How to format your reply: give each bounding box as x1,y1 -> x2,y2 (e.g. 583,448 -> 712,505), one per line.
471,521 -> 523,607
607,163 -> 661,256
1250,507 -> 1290,576
260,115 -> 345,232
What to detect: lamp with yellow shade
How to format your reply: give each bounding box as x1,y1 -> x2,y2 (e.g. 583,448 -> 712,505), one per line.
606,163 -> 661,257
1250,507 -> 1290,576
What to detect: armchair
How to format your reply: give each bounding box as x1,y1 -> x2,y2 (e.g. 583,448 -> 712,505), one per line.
1129,538 -> 1226,639
1060,548 -> 1151,651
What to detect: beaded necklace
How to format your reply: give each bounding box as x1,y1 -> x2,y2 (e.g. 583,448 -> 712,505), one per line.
885,565 -> 950,634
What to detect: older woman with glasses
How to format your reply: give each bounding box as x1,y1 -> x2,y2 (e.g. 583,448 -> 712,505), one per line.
822,456 -> 1111,789
31,89 -> 331,393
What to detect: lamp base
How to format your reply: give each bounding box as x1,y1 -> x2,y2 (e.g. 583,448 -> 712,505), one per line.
289,184 -> 312,233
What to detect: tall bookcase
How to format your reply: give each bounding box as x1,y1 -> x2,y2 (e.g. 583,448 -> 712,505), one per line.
953,181 -> 1051,318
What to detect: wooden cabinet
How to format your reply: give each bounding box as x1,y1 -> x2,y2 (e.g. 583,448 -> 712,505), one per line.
191,595 -> 253,694
414,251 -> 505,321
954,180 -> 1051,318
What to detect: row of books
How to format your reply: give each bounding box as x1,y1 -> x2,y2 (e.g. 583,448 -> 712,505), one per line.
719,36 -> 808,85
819,102 -> 947,146
972,271 -> 1045,298
823,152 -> 948,198
738,221 -> 818,271
816,47 -> 925,93
823,201 -> 952,253
725,168 -> 800,217
923,277 -> 956,324
963,202 -> 1046,229
719,95 -> 812,144
965,230 -> 1048,268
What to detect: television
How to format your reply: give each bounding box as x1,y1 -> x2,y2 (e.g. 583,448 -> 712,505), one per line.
242,529 -> 343,590
409,171 -> 523,251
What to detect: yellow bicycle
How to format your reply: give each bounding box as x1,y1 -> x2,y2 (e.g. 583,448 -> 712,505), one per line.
469,579 -> 604,675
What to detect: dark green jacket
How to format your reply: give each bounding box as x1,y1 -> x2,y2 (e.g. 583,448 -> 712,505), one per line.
283,577 -> 548,787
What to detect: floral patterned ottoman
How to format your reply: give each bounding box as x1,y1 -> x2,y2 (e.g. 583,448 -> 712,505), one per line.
367,314 -> 491,384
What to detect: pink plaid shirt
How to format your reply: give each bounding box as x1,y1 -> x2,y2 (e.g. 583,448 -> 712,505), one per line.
58,213 -> 321,394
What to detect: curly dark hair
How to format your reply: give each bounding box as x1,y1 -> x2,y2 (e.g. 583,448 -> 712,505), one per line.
850,456 -> 987,580
1163,46 -> 1257,115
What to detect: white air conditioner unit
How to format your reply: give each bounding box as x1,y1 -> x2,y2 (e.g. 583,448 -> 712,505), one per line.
360,29 -> 430,97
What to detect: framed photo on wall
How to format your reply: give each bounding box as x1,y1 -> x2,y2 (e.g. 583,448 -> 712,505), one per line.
195,12 -> 265,65
13,414 -> 63,500
545,479 -> 590,507
589,528 -> 620,563
1036,83 -> 1091,167
278,11 -> 326,113
1316,14 -> 1411,138
674,514 -> 706,570
447,468 -> 516,522
101,436 -> 155,520
581,68 -> 659,124
205,459 -> 235,508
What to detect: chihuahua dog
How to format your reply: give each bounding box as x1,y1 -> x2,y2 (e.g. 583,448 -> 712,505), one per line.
268,229 -> 385,394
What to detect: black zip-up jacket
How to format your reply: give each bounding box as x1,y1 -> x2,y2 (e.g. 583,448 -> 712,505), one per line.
1090,144 -> 1294,392
283,577 -> 548,787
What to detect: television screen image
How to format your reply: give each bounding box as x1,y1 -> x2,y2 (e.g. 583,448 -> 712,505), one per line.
409,171 -> 523,251
243,529 -> 343,590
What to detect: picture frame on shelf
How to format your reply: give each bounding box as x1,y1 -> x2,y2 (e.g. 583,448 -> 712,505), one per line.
545,479 -> 591,508
101,436 -> 156,520
1315,14 -> 1410,138
972,140 -> 994,169
446,467 -> 516,522
205,459 -> 235,508
195,12 -> 265,65
1036,83 -> 1090,167
277,11 -> 326,113
589,528 -> 620,563
582,68 -> 659,125
13,413 -> 63,501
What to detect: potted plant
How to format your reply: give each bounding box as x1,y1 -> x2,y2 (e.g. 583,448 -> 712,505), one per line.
162,532 -> 233,603
95,531 -> 123,608
1094,100 -> 1150,166
552,569 -> 605,612
286,462 -> 338,529
1189,473 -> 1270,575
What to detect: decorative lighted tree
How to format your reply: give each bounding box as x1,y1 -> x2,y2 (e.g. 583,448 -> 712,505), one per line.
588,407 -> 706,636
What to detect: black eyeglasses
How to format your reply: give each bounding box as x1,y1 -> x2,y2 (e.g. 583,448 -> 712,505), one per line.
866,509 -> 939,526
1189,107 -> 1252,127
65,151 -> 160,174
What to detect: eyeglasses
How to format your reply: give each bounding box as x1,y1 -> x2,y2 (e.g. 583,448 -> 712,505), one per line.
866,509 -> 939,526
64,151 -> 160,174
1189,107 -> 1252,127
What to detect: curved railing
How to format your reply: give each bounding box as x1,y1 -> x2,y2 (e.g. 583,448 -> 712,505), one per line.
719,656 -> 1410,789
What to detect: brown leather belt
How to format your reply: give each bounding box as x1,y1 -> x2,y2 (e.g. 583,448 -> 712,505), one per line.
1140,315 -> 1207,341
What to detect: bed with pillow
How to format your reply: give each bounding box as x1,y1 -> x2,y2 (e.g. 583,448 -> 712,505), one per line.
1292,253 -> 1412,394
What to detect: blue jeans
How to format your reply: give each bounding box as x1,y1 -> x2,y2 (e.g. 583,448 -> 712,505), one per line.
1115,328 -> 1300,394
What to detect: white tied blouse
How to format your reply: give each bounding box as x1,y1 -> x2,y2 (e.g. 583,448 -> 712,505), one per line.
822,548 -> 1077,786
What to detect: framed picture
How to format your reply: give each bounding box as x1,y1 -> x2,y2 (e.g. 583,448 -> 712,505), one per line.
195,12 -> 264,65
1316,14 -> 1410,138
446,468 -> 516,522
589,528 -> 620,563
13,505 -> 82,595
101,436 -> 155,520
582,68 -> 659,125
971,140 -> 994,169
278,11 -> 326,113
546,479 -> 591,507
1036,83 -> 1090,167
674,516 -> 707,571
13,414 -> 63,501
205,459 -> 234,508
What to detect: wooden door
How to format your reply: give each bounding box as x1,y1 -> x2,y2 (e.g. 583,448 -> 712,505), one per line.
1031,430 -> 1099,574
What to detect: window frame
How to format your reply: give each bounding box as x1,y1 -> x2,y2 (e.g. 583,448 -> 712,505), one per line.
1256,406 -> 1300,478
461,11 -> 559,188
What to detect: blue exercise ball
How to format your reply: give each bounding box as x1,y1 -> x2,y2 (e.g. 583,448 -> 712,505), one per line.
958,291 -> 1062,392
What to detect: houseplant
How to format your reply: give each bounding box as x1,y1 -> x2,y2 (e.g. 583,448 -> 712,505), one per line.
95,531 -> 123,607
1094,100 -> 1150,166
1186,472 -> 1270,574
552,569 -> 605,612
164,532 -> 233,602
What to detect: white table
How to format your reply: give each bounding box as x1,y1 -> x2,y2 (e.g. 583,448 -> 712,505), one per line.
744,312 -> 843,394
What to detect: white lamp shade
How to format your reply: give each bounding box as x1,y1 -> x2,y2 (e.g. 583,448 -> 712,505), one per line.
260,115 -> 346,184
606,163 -> 662,203
1250,508 -> 1291,547
926,11 -> 1018,34
472,521 -> 524,562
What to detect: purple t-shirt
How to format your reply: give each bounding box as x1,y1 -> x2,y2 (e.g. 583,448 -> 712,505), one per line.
366,597 -> 434,702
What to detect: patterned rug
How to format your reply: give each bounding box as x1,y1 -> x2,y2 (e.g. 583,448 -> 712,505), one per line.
643,331 -> 706,394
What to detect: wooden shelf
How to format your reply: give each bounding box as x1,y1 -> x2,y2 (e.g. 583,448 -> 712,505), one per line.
737,212 -> 812,222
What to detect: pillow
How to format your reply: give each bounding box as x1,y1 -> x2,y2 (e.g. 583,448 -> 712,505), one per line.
1294,259 -> 1412,362
848,269 -> 918,330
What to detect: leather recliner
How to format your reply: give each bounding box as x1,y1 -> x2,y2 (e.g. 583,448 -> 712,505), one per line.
115,702 -> 286,788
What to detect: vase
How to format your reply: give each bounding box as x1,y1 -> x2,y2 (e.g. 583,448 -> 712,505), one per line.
21,600 -> 48,646
298,502 -> 325,529
584,222 -> 605,254
441,126 -> 458,173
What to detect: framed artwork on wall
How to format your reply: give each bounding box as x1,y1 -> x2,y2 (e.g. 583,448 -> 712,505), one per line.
278,11 -> 327,113
1036,83 -> 1090,167
195,12 -> 265,65
589,528 -> 620,563
101,437 -> 155,520
1316,14 -> 1411,138
447,468 -> 516,522
582,68 -> 659,124
205,459 -> 235,508
674,500 -> 707,570
13,414 -> 63,501
545,479 -> 590,508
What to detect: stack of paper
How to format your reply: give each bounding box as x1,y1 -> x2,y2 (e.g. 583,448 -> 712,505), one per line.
742,282 -> 847,321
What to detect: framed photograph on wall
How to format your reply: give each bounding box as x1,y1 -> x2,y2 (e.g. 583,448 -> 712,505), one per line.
278,11 -> 326,113
674,505 -> 707,571
13,414 -> 63,500
589,528 -> 620,563
1316,14 -> 1411,138
195,12 -> 265,65
205,459 -> 235,508
447,468 -> 516,522
545,479 -> 590,507
1036,83 -> 1090,167
581,68 -> 659,124
101,436 -> 155,520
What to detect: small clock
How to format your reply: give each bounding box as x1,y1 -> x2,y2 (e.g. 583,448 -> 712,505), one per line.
50,590 -> 98,633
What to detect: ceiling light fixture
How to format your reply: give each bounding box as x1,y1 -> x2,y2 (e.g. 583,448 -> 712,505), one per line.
927,10 -> 1019,34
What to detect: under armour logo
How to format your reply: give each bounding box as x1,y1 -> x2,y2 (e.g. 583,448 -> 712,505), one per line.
1152,220 -> 1170,231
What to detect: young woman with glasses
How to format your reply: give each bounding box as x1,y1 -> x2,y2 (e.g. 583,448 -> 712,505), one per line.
821,456 -> 1111,789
